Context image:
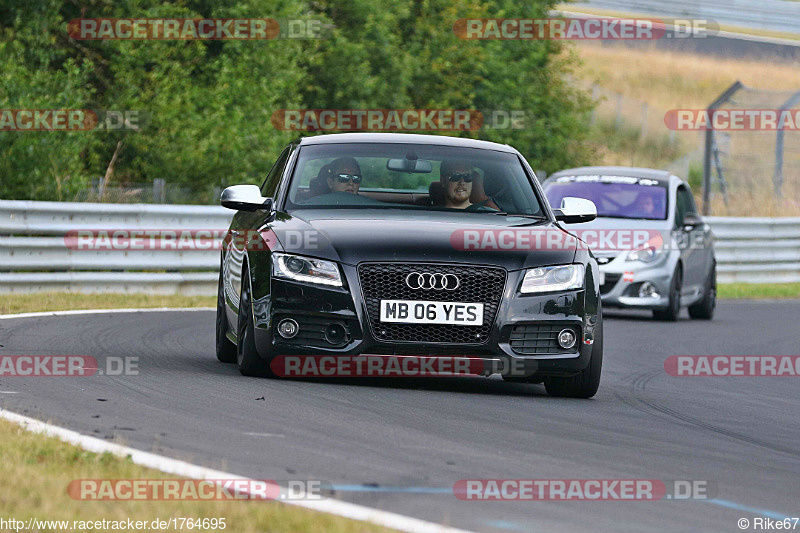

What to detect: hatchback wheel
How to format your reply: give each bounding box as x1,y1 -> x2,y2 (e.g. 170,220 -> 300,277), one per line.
653,266 -> 681,321
689,262 -> 716,320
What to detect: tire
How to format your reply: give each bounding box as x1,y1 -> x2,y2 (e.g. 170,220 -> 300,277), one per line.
544,313 -> 603,399
215,272 -> 238,363
653,266 -> 682,321
236,267 -> 274,377
689,262 -> 716,320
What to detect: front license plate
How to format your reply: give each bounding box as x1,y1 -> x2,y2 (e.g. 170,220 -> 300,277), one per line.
379,300 -> 484,326
598,271 -> 606,285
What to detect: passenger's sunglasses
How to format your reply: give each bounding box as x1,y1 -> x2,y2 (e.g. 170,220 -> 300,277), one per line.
447,172 -> 473,183
335,174 -> 362,184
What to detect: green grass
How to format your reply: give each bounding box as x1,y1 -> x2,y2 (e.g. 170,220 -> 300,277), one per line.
0,418 -> 395,533
1,293 -> 399,531
717,282 -> 800,299
0,292 -> 215,315
586,117 -> 684,170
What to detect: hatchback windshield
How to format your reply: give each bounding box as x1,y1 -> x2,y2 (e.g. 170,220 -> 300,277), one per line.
285,143 -> 545,217
545,174 -> 668,220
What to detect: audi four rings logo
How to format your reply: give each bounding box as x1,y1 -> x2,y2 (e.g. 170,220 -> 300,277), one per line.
405,272 -> 460,290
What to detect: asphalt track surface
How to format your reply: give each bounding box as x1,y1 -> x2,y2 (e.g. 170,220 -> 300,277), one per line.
1,301 -> 798,532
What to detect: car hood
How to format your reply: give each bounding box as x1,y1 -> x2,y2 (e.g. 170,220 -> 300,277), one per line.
269,209 -> 577,271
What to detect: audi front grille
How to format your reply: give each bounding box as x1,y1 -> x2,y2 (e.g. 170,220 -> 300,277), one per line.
357,263 -> 507,344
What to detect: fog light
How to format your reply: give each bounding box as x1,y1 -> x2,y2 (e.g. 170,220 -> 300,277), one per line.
277,318 -> 299,339
324,323 -> 348,346
557,329 -> 576,349
638,281 -> 660,299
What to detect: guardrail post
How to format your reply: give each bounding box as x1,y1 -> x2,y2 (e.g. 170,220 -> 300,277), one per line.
773,90 -> 800,199
153,179 -> 166,204
703,81 -> 743,215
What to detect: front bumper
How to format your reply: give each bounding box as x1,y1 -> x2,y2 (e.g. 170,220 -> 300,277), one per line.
251,266 -> 599,377
599,256 -> 673,309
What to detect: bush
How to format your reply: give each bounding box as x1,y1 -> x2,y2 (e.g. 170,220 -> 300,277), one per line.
0,0 -> 594,201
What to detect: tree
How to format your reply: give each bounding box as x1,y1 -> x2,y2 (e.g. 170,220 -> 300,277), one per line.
0,0 -> 594,201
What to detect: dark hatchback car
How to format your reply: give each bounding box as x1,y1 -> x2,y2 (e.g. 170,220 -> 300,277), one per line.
216,133 -> 604,397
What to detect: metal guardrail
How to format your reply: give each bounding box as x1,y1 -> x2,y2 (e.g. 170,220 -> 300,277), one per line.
0,200 -> 797,293
706,216 -> 800,283
0,200 -> 230,294
0,199 -> 232,234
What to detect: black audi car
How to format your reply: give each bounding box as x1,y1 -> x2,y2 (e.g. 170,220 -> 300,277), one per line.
216,133 -> 603,397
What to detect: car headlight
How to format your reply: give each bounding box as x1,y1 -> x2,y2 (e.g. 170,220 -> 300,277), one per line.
626,246 -> 665,263
521,264 -> 585,294
273,253 -> 343,287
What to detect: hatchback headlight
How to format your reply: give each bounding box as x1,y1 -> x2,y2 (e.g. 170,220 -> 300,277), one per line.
273,253 -> 343,287
521,264 -> 585,294
626,246 -> 665,263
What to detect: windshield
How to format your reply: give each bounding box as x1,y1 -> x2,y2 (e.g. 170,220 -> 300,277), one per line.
284,143 -> 545,217
544,175 -> 668,220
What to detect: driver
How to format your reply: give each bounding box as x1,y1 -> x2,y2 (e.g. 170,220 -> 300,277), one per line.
326,157 -> 362,195
440,160 -> 473,209
636,192 -> 656,217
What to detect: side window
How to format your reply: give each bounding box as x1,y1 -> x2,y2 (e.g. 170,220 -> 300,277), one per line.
674,186 -> 691,228
260,147 -> 292,197
683,186 -> 698,214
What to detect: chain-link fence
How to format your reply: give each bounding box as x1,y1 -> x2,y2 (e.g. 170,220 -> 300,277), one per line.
589,84 -> 677,146
703,82 -> 800,216
73,179 -> 222,204
586,83 -> 705,189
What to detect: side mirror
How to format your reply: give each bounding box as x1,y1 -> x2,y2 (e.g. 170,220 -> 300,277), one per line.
220,185 -> 273,212
682,212 -> 702,231
554,197 -> 597,224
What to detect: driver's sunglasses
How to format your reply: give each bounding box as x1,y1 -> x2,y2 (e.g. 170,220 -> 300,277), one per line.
335,173 -> 362,184
447,172 -> 473,183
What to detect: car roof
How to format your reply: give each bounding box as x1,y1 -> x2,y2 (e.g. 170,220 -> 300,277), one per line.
296,133 -> 517,153
547,166 -> 675,184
